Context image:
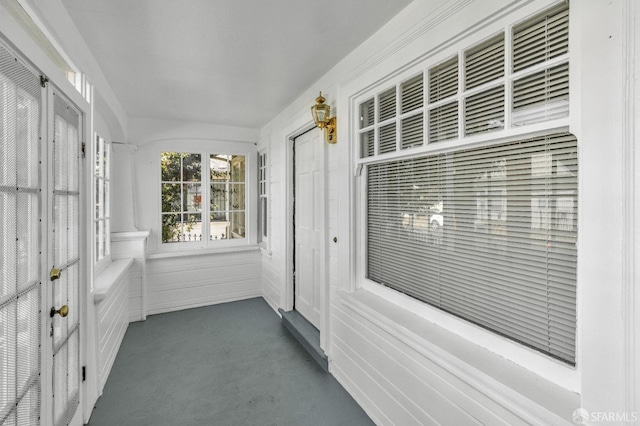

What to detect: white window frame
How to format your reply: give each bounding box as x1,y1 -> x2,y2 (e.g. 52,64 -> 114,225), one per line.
258,150 -> 269,248
94,133 -> 111,273
158,149 -> 252,252
352,0 -> 579,391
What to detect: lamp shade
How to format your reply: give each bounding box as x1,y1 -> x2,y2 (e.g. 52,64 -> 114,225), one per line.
311,92 -> 330,128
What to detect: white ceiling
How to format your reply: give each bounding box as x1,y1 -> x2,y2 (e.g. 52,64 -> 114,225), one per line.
61,0 -> 412,129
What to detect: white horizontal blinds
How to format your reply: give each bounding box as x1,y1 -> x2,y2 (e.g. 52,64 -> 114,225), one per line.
465,34 -> 505,90
428,57 -> 458,142
513,63 -> 569,126
360,130 -> 375,158
429,102 -> 458,142
401,114 -> 424,149
359,99 -> 375,158
367,133 -> 578,364
0,41 -> 42,426
401,74 -> 424,113
378,88 -> 397,154
429,57 -> 458,102
464,34 -> 505,136
379,123 -> 396,154
513,4 -> 568,72
465,85 -> 505,135
401,74 -> 424,149
378,87 -> 396,122
512,4 -> 569,126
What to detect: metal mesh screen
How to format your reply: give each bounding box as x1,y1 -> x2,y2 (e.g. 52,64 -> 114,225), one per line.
51,92 -> 80,426
0,41 -> 42,426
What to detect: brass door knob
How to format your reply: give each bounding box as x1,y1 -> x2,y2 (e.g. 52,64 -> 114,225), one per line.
50,268 -> 61,281
50,305 -> 69,318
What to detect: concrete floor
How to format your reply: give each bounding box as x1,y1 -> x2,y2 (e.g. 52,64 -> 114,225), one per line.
87,297 -> 374,426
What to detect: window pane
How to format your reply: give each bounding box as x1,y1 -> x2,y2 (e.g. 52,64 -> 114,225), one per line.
366,133 -> 578,364
183,183 -> 201,212
230,156 -> 245,183
183,214 -> 202,241
182,153 -> 201,181
161,183 -> 181,212
230,183 -> 245,210
210,155 -> 230,181
161,152 -> 181,182
210,184 -> 227,211
359,98 -> 374,129
162,214 -> 182,243
210,213 -> 227,240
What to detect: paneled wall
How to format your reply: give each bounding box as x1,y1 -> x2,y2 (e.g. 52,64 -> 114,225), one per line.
146,250 -> 261,315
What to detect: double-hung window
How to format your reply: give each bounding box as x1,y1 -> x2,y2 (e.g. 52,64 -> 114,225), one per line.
357,4 -> 576,365
161,152 -> 246,246
258,151 -> 268,246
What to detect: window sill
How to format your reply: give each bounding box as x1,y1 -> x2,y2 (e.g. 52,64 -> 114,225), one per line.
147,244 -> 260,260
340,289 -> 581,425
93,258 -> 134,304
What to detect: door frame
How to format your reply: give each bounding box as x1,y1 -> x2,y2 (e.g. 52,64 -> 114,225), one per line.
284,121 -> 330,353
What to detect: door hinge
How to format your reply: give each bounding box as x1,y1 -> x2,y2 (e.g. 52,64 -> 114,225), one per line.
40,75 -> 48,88
81,142 -> 86,158
82,366 -> 86,382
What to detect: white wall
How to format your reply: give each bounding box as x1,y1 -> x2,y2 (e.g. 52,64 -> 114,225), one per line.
260,0 -> 640,424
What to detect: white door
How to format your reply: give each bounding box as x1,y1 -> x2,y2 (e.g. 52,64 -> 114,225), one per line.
49,90 -> 82,426
0,40 -> 82,426
293,130 -> 324,329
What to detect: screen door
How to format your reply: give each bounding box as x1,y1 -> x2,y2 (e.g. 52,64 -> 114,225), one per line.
50,91 -> 81,426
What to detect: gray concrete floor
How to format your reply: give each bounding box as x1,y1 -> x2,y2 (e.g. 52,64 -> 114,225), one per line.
87,297 -> 374,426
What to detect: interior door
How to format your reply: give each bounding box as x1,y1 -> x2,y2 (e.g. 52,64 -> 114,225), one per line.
293,130 -> 323,329
49,90 -> 82,426
0,41 -> 43,426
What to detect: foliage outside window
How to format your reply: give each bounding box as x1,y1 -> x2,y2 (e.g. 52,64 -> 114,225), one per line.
95,134 -> 110,263
161,152 -> 245,244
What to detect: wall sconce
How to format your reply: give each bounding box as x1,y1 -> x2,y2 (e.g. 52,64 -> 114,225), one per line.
310,92 -> 337,144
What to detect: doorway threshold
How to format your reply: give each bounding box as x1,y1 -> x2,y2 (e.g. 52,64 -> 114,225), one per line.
279,309 -> 328,372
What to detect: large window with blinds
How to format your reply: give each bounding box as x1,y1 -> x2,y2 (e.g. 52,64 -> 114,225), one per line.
357,4 -> 577,364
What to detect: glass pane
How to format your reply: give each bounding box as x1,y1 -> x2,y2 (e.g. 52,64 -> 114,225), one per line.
360,130 -> 375,158
230,156 -> 245,183
95,135 -> 102,177
230,183 -> 245,210
161,183 -> 181,213
183,214 -> 202,241
161,152 -> 181,181
229,211 -> 245,239
210,184 -> 227,211
359,98 -> 375,128
183,183 -> 201,212
162,214 -> 182,243
210,213 -> 228,240
210,154 -> 229,181
182,153 -> 201,181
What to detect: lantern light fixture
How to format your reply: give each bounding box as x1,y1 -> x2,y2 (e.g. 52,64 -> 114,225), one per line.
310,92 -> 337,144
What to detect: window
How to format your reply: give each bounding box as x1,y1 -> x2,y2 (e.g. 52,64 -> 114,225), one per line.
95,134 -> 110,264
161,152 -> 246,245
357,4 -> 576,364
258,151 -> 268,245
